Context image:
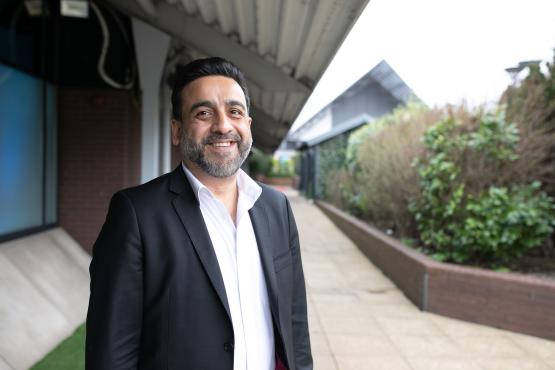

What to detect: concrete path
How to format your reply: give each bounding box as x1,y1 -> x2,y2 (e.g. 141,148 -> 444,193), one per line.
286,191 -> 555,370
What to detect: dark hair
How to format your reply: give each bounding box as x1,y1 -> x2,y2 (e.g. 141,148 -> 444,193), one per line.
170,57 -> 250,120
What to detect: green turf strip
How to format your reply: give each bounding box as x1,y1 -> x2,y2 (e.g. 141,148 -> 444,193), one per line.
31,324 -> 85,370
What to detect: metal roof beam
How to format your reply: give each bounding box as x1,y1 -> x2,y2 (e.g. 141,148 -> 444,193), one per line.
105,0 -> 310,94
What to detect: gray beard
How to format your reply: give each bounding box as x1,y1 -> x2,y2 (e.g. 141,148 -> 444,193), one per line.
180,132 -> 252,178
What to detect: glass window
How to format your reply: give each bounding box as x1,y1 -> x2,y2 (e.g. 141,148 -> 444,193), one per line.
0,0 -> 59,239
0,63 -> 44,235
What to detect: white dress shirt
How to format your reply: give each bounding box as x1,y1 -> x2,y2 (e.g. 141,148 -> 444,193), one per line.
182,163 -> 275,370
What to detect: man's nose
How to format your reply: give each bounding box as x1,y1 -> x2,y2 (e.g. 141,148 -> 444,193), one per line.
211,111 -> 234,134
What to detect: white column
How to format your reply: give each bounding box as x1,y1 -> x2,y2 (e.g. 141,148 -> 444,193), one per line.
132,18 -> 170,183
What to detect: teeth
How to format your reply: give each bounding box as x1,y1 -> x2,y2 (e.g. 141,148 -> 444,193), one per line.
213,142 -> 231,147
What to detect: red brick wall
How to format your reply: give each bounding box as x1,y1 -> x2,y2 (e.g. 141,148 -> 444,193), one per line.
58,88 -> 140,253
260,177 -> 295,187
427,264 -> 555,340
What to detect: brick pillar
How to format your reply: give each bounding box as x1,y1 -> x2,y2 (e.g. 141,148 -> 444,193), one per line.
58,88 -> 140,253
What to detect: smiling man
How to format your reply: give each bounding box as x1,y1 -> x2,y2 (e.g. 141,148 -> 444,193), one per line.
86,57 -> 312,370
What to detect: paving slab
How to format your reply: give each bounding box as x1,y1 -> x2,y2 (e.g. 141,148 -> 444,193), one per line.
2,229 -> 90,326
0,356 -> 13,370
286,190 -> 555,370
0,228 -> 90,370
0,253 -> 69,370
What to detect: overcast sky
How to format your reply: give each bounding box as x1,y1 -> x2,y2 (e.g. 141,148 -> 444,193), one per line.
290,0 -> 555,132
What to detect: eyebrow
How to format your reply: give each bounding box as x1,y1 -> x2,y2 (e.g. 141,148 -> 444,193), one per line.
189,100 -> 215,113
224,99 -> 246,111
188,99 -> 247,114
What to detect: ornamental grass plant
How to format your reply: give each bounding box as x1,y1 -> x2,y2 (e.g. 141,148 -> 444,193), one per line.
352,103 -> 442,235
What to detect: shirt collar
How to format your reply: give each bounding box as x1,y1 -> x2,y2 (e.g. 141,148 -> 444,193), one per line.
181,162 -> 262,208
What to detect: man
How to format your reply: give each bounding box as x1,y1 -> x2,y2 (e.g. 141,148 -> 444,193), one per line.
86,57 -> 312,370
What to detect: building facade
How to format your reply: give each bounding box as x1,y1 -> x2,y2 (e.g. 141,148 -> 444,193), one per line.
283,60 -> 419,198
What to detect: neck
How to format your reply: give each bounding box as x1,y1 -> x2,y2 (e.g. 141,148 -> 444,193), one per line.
183,160 -> 239,223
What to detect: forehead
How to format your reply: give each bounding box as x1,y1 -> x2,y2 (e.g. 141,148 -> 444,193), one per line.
181,75 -> 246,107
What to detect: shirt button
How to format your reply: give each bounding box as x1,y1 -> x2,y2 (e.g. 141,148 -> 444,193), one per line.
223,342 -> 234,352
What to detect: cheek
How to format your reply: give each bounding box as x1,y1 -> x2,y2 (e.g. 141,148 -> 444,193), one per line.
183,126 -> 201,139
237,121 -> 252,136
184,126 -> 206,141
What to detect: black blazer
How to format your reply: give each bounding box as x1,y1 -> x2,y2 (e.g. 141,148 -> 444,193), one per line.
86,166 -> 312,370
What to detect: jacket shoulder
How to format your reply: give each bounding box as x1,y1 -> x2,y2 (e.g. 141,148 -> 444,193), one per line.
116,171 -> 174,205
257,182 -> 288,204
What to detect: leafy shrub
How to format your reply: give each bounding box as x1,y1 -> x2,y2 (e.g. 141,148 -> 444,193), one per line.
466,112 -> 519,161
349,103 -> 442,235
346,101 -> 430,163
502,56 -> 555,132
323,168 -> 360,213
501,53 -> 555,197
462,183 -> 555,261
268,157 -> 295,177
248,148 -> 272,176
311,54 -> 555,266
411,114 -> 555,264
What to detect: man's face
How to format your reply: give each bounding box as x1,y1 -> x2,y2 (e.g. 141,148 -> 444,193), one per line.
171,75 -> 252,178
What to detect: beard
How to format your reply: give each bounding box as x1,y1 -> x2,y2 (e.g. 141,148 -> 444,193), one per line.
180,131 -> 252,178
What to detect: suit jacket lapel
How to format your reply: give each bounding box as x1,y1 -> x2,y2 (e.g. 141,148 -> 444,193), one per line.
169,167 -> 231,320
249,201 -> 280,325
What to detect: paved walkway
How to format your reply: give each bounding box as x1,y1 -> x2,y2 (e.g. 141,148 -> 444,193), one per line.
286,191 -> 555,370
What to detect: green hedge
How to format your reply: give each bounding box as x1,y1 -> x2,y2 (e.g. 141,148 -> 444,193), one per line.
410,115 -> 555,264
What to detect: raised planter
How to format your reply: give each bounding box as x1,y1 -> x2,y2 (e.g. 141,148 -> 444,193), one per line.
261,176 -> 294,187
316,200 -> 555,341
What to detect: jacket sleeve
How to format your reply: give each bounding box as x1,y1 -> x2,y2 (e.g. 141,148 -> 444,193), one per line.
86,191 -> 143,370
285,196 -> 313,370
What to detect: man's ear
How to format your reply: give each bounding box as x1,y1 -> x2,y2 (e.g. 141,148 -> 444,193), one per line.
171,119 -> 182,146
247,116 -> 252,127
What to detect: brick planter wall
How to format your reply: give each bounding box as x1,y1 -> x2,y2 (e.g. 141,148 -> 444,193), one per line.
427,263 -> 555,340
260,176 -> 294,187
316,200 -> 555,341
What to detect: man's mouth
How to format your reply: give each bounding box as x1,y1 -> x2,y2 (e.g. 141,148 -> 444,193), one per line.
211,141 -> 233,147
203,134 -> 241,152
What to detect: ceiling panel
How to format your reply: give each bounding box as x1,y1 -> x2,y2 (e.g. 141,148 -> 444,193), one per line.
105,0 -> 369,152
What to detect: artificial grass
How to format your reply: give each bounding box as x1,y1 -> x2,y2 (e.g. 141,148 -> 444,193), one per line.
31,324 -> 85,370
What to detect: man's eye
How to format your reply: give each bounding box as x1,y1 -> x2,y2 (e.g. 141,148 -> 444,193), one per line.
230,109 -> 243,116
196,110 -> 211,118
